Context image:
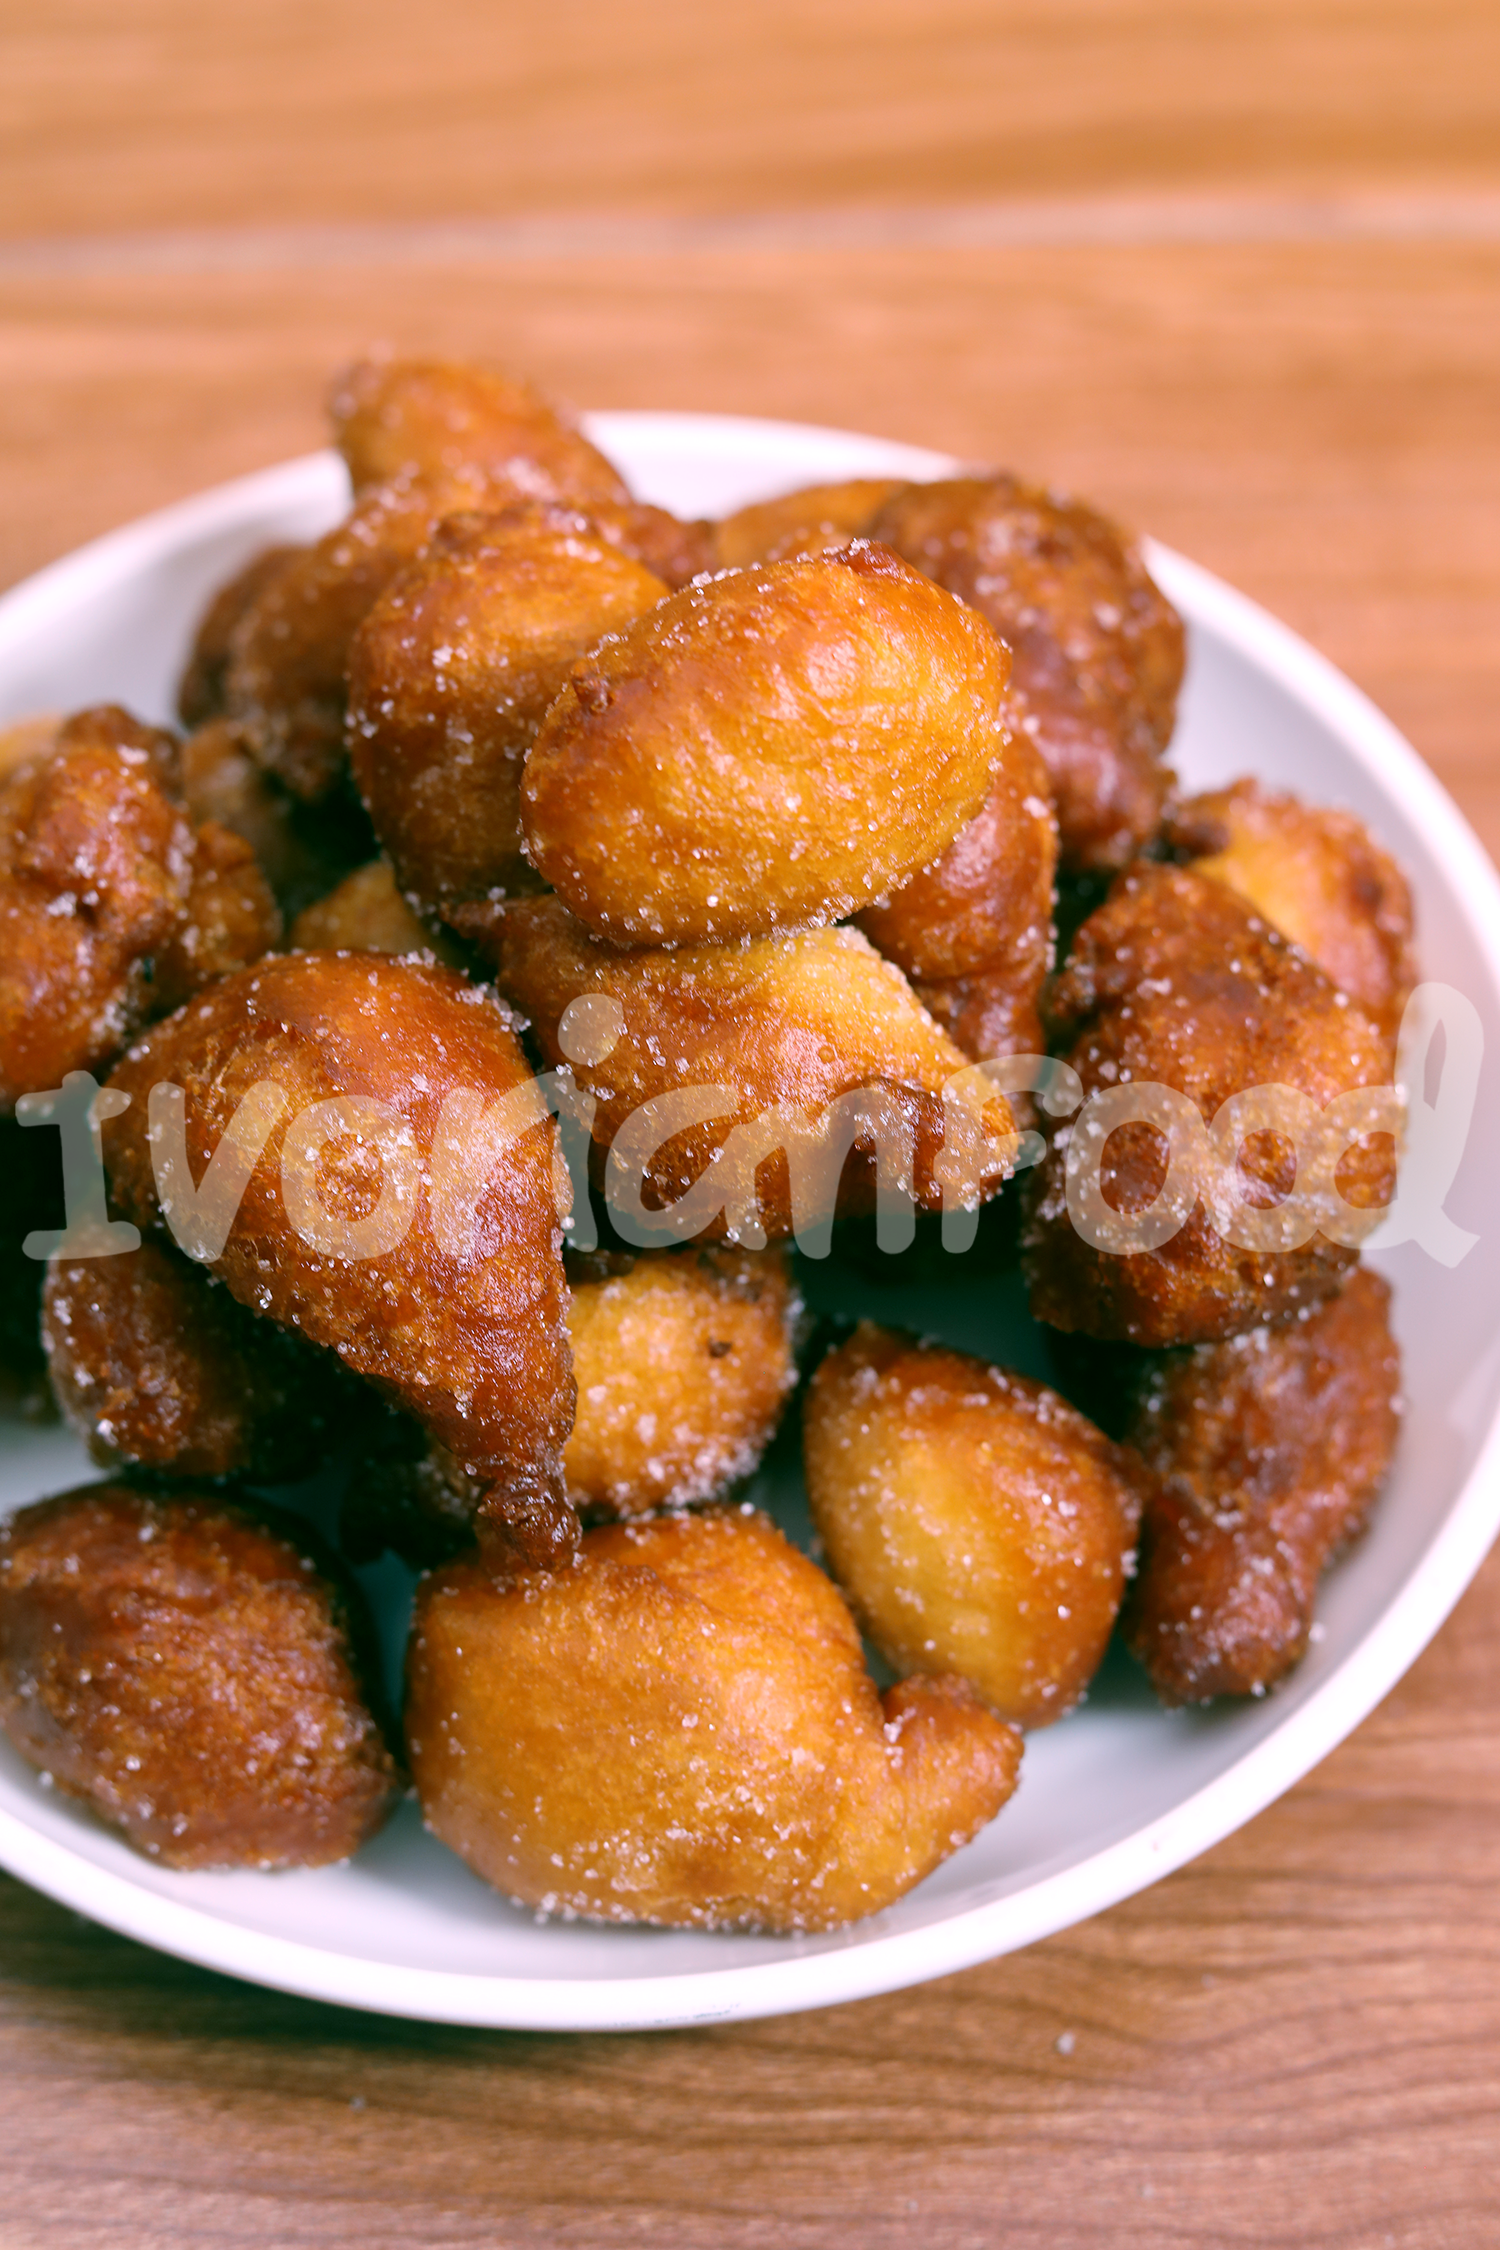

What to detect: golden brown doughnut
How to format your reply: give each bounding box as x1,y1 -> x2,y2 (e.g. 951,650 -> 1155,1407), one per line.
1022,864 -> 1396,1346
579,500 -> 716,589
0,1481 -> 398,1868
712,478 -> 907,568
405,1507 -> 1022,1929
347,504 -> 667,910
42,1236 -> 349,1481
101,950 -> 575,1566
177,544 -> 306,728
1165,779 -> 1417,1047
0,714 -> 63,782
149,818 -> 281,1013
223,465 -> 526,803
520,542 -> 1008,946
564,1246 -> 801,1514
804,1324 -> 1141,1726
1123,1267 -> 1401,1702
459,895 -> 1016,1247
858,719 -> 1056,1061
330,355 -> 630,507
178,717 -> 365,917
0,706 -> 277,1109
870,474 -> 1183,873
288,857 -> 465,963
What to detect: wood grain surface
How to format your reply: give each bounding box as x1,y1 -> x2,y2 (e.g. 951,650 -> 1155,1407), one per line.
6,0 -> 1500,239
2,5 -> 1500,2243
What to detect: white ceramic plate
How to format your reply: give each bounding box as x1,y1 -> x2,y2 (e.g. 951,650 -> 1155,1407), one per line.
2,414 -> 1499,2033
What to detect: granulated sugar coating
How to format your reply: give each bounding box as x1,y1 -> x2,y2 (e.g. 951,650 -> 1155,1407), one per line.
711,477 -> 905,568
348,505 -> 667,912
405,1508 -> 1021,1931
43,1235 -> 349,1484
1022,864 -> 1396,1346
520,542 -> 1008,946
0,1483 -> 397,1870
468,897 -> 1016,1242
804,1324 -> 1142,1727
100,951 -> 575,1566
1164,779 -> 1416,1052
330,356 -> 631,510
0,704 -> 278,1108
0,356 -> 1419,1944
858,719 -> 1058,1065
288,857 -> 466,964
1120,1267 -> 1402,1704
869,472 -> 1184,876
226,463 -> 543,804
564,1246 -> 802,1516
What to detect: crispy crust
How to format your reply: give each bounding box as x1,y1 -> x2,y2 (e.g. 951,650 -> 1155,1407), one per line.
0,706 -> 277,1108
870,474 -> 1183,874
1165,779 -> 1417,1047
1022,865 -> 1395,1345
405,1508 -> 1022,1930
330,356 -> 630,506
0,1481 -> 399,1868
461,895 -> 1015,1245
804,1324 -> 1141,1726
520,543 -> 1008,946
859,717 -> 1057,1060
348,504 -> 666,910
101,950 -> 576,1565
288,857 -> 465,964
565,1246 -> 801,1514
224,465 -> 530,803
42,1237 -> 351,1481
712,478 -> 906,568
1123,1267 -> 1401,1702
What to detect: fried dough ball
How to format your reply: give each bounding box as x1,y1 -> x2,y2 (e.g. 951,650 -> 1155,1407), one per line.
224,465 -> 524,804
564,1246 -> 802,1516
1123,1266 -> 1401,1703
406,1507 -> 1022,1930
804,1325 -> 1141,1727
331,355 -> 630,507
0,704 -> 185,1104
520,542 -> 1008,946
331,353 -> 700,586
177,544 -> 306,728
1022,865 -> 1395,1347
348,506 -> 668,910
0,705 -> 277,1108
42,1237 -> 348,1481
1165,780 -> 1417,1046
101,951 -> 576,1567
869,475 -> 1184,874
288,857 -> 465,965
0,1482 -> 398,1868
857,722 -> 1057,1061
459,896 -> 1015,1244
713,478 -> 907,568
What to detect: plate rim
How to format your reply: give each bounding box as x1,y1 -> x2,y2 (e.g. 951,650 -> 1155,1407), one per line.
2,411 -> 1500,2031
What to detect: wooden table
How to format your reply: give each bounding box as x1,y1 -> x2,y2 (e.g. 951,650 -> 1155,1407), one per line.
3,6 -> 1499,2241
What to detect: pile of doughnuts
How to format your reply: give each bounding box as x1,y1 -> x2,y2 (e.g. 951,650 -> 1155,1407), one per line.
0,358 -> 1407,1930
